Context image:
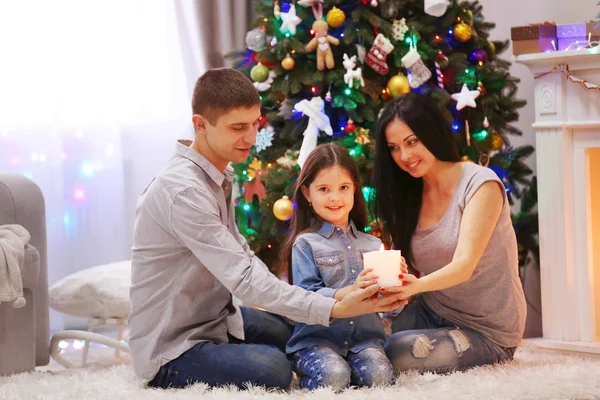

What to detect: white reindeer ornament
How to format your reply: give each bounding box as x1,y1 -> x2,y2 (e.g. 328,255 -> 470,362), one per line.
343,53 -> 365,89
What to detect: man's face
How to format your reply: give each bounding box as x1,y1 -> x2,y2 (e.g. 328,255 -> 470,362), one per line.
196,105 -> 261,169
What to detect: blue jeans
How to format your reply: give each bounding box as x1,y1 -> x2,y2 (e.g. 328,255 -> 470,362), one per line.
384,298 -> 515,375
149,306 -> 294,390
291,346 -> 394,391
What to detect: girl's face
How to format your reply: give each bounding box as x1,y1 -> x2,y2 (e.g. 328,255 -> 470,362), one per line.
302,165 -> 355,230
385,117 -> 437,178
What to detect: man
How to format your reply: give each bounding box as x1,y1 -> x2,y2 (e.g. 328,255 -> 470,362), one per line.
129,68 -> 406,390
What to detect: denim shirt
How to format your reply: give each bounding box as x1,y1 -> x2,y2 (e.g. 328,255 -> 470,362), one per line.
286,221 -> 387,356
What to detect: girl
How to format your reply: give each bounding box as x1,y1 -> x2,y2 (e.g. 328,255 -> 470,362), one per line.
282,142 -> 407,392
372,92 -> 526,374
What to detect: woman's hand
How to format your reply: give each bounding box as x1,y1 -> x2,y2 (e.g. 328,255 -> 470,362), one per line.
384,274 -> 423,300
400,256 -> 408,275
331,285 -> 408,318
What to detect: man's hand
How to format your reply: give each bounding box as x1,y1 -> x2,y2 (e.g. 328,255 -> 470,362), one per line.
331,284 -> 408,319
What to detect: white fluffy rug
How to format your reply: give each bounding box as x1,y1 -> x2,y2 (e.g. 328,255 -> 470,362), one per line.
1,344 -> 600,400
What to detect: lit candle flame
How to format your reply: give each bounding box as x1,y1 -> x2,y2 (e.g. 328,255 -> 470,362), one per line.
380,243 -> 385,251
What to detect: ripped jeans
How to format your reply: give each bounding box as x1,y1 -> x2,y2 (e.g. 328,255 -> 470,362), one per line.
384,299 -> 515,375
291,346 -> 394,391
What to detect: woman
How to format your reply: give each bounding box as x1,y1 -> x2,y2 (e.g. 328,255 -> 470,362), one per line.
372,92 -> 526,374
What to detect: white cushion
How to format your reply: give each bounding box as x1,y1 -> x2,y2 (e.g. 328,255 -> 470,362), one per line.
49,260 -> 131,319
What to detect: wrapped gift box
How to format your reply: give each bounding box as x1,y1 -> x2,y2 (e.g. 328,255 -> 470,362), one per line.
556,22 -> 600,50
511,23 -> 557,55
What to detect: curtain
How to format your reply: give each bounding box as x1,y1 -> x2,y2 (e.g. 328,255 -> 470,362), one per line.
0,0 -> 250,332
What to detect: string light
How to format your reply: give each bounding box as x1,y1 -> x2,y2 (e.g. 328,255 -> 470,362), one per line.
74,189 -> 86,200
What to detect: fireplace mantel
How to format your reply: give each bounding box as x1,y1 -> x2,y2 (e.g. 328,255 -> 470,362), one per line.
515,49 -> 600,354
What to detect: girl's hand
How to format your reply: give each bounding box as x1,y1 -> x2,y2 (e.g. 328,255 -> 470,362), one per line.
353,268 -> 379,291
384,274 -> 423,300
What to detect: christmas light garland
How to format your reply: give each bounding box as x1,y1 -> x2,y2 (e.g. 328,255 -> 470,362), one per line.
534,63 -> 600,91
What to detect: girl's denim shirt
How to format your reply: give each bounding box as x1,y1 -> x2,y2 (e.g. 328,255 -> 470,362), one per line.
286,220 -> 387,356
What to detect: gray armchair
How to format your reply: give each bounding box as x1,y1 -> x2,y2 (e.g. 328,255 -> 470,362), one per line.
0,173 -> 50,375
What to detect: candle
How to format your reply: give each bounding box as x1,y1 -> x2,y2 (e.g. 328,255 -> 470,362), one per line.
363,244 -> 402,287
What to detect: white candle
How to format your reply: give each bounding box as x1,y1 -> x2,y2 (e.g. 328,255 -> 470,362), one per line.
363,245 -> 402,287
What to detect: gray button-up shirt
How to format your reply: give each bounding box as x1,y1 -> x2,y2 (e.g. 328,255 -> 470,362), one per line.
128,141 -> 336,381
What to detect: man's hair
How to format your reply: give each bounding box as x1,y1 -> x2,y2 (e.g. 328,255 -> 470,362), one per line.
192,68 -> 261,125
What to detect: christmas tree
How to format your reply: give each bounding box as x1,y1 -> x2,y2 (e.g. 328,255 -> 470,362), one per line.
230,0 -> 538,276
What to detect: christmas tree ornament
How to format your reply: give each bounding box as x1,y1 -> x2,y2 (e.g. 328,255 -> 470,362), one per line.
465,120 -> 471,146
294,97 -> 333,168
401,48 -> 433,88
392,18 -> 409,41
281,53 -> 295,70
436,52 -> 449,68
342,54 -> 365,88
280,4 -> 302,35
253,70 -> 276,92
424,0 -> 449,17
326,6 -> 345,28
486,40 -> 496,58
451,84 -> 480,110
355,127 -> 371,144
491,132 -> 504,150
355,44 -> 367,64
250,63 -> 269,82
344,119 -> 357,134
273,195 -> 294,221
270,36 -> 278,46
483,116 -> 490,128
277,99 -> 295,118
380,0 -> 402,18
477,81 -> 487,96
276,150 -> 298,169
247,158 -> 263,179
255,128 -> 275,152
325,89 -> 332,102
469,49 -> 488,65
387,74 -> 411,97
370,0 -> 379,6
245,27 -> 268,51
244,174 -> 266,203
461,9 -> 474,26
478,153 -> 490,167
366,33 -> 395,75
274,1 -> 281,18
434,52 -> 447,89
453,22 -> 473,42
306,19 -> 340,70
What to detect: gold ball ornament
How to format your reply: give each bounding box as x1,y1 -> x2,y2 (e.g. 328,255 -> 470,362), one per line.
326,7 -> 346,28
491,132 -> 504,150
387,75 -> 411,97
273,195 -> 294,221
281,54 -> 295,70
453,23 -> 473,43
461,155 -> 474,163
486,40 -> 496,58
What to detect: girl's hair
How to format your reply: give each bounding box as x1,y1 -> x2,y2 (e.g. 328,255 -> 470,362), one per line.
281,142 -> 367,282
372,92 -> 460,266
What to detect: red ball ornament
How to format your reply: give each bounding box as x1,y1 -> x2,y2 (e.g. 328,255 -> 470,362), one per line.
477,81 -> 487,96
345,120 -> 357,134
258,115 -> 268,129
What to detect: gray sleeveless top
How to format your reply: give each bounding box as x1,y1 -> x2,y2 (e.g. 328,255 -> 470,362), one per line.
412,163 -> 526,348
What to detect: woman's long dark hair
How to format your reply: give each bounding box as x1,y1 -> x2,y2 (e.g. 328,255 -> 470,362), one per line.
372,92 -> 460,266
281,142 -> 368,282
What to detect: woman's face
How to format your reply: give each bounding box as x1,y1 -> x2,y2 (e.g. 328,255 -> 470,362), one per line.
384,117 -> 437,178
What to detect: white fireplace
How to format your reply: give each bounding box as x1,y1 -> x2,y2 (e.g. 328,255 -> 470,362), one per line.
516,49 -> 600,354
